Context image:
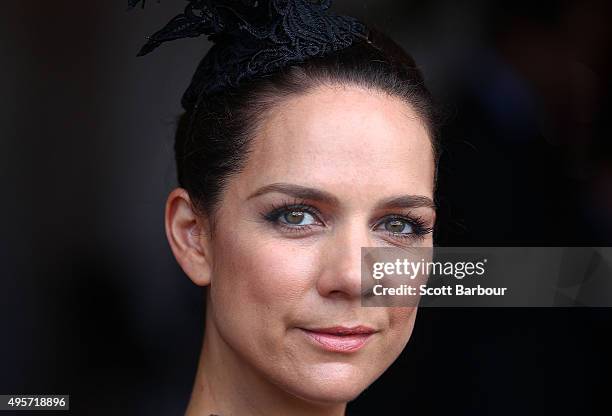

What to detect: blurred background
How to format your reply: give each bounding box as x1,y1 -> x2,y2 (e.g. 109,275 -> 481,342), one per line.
1,0 -> 611,414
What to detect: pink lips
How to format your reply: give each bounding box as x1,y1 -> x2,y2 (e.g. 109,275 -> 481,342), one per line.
300,326 -> 376,353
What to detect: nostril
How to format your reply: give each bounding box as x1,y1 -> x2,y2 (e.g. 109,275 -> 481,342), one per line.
326,290 -> 354,300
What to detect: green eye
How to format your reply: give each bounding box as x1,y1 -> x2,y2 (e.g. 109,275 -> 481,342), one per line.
384,218 -> 414,234
281,211 -> 316,226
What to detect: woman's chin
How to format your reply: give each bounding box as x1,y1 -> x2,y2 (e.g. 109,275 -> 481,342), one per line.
279,363 -> 376,405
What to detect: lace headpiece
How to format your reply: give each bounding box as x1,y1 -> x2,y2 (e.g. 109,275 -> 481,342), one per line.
129,0 -> 368,111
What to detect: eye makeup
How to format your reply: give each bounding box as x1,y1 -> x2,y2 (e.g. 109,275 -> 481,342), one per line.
260,198 -> 325,236
259,198 -> 434,243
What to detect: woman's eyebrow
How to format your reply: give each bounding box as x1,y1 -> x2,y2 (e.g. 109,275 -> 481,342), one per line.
248,182 -> 435,210
247,183 -> 339,205
376,195 -> 436,211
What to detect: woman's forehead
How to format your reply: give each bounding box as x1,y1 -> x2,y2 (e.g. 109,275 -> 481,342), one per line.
240,85 -> 435,195
265,85 -> 425,137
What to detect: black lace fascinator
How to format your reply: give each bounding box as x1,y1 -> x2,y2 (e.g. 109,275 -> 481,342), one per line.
129,0 -> 369,111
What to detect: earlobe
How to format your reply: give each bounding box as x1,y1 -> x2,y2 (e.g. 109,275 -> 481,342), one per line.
164,188 -> 213,287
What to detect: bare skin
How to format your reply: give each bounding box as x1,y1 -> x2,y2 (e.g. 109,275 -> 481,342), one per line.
165,84 -> 436,416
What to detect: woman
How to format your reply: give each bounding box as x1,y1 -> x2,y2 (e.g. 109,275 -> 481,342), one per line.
132,0 -> 439,414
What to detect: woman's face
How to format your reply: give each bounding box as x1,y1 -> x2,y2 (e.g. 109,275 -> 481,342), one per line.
206,85 -> 435,403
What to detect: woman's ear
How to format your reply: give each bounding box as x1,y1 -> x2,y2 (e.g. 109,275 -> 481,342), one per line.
165,188 -> 213,286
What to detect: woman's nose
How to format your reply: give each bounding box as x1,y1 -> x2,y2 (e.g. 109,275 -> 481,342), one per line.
315,219 -> 371,300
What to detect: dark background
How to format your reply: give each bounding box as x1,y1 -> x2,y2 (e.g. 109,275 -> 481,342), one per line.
1,0 -> 611,414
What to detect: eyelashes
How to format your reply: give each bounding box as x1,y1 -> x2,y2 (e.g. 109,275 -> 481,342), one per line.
261,199 -> 324,234
377,214 -> 433,241
260,199 -> 434,242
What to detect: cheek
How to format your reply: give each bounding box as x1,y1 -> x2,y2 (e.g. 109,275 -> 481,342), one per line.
385,307 -> 418,353
210,231 -> 320,347
215,236 -> 317,305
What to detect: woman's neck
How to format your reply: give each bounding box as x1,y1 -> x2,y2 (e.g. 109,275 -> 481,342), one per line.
185,316 -> 347,416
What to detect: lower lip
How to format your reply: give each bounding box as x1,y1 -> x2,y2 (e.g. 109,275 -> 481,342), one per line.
300,329 -> 374,353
